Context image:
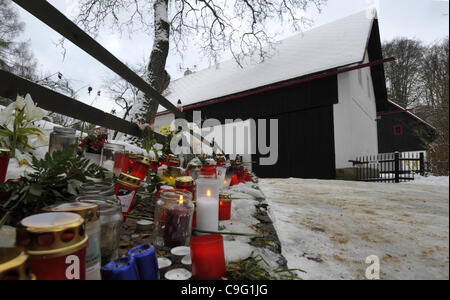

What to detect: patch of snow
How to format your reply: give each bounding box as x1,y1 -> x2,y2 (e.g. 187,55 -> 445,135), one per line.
160,11 -> 374,111
260,178 -> 449,280
402,175 -> 449,187
224,241 -> 256,263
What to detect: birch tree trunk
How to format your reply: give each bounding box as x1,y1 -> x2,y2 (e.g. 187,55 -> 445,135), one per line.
138,0 -> 171,125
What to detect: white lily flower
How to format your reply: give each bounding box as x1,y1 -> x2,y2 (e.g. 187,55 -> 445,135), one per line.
24,94 -> 47,121
14,95 -> 26,111
0,103 -> 15,126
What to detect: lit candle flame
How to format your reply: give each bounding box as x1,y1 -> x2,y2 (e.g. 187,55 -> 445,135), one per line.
179,195 -> 184,205
224,180 -> 227,185
206,189 -> 212,197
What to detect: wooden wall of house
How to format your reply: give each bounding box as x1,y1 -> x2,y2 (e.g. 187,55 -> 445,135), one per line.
377,112 -> 435,153
184,75 -> 339,179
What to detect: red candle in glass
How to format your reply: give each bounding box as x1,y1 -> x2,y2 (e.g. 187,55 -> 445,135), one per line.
16,212 -> 88,280
130,156 -> 152,180
0,148 -> 11,183
219,193 -> 232,221
190,234 -> 226,280
114,173 -> 141,218
163,199 -> 192,247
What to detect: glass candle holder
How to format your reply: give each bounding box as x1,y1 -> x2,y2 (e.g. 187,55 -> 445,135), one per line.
161,166 -> 182,186
77,197 -> 122,266
16,212 -> 88,280
130,156 -> 153,180
195,170 -> 219,232
114,173 -> 141,218
223,169 -> 233,189
190,234 -> 226,280
0,247 -> 35,280
167,154 -> 181,167
216,165 -> 227,190
153,190 -> 194,248
219,193 -> 232,221
101,143 -> 127,177
43,202 -> 101,280
49,127 -> 77,155
0,148 -> 11,183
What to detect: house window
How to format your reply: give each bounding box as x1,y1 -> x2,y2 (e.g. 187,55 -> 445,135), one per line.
393,124 -> 404,136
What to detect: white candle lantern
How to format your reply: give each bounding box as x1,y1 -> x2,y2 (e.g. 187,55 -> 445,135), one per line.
195,171 -> 219,232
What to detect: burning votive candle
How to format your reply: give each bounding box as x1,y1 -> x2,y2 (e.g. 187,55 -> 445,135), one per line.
190,234 -> 226,280
101,256 -> 140,280
127,245 -> 159,280
164,193 -> 194,247
153,190 -> 193,248
196,170 -> 219,232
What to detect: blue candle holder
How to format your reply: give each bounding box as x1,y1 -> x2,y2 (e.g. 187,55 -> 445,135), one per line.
101,256 -> 140,280
127,244 -> 159,280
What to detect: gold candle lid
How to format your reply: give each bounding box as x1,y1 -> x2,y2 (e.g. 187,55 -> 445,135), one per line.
136,156 -> 156,166
0,247 -> 34,280
16,212 -> 88,259
168,154 -> 180,164
44,202 -> 100,223
117,172 -> 141,189
219,193 -> 232,202
175,176 -> 194,188
0,148 -> 11,157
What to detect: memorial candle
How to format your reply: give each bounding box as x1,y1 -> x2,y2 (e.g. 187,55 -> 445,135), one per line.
190,234 -> 226,280
164,195 -> 193,247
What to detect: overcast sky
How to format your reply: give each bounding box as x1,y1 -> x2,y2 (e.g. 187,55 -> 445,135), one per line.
13,0 -> 449,114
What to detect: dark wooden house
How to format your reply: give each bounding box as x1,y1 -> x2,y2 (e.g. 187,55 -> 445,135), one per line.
377,100 -> 436,153
155,11 -> 390,179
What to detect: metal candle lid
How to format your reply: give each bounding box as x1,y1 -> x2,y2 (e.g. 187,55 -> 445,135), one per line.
219,193 -> 232,203
44,202 -> 100,223
168,154 -> 180,164
136,156 -> 156,166
117,172 -> 141,189
0,247 -> 33,280
175,176 -> 194,188
0,148 -> 11,157
16,212 -> 88,258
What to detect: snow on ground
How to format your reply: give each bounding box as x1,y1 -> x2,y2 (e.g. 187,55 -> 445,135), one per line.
402,175 -> 449,187
260,178 -> 449,280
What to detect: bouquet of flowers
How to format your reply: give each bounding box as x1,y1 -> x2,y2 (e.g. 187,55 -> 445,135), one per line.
79,133 -> 107,154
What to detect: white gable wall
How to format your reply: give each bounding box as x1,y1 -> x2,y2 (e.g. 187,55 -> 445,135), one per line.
334,51 -> 379,169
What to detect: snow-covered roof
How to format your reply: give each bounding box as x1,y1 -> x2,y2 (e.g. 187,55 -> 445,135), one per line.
163,10 -> 376,111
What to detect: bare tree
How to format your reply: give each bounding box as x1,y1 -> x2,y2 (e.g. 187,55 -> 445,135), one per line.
75,0 -> 326,125
0,0 -> 38,80
103,62 -> 147,139
382,38 -> 426,109
421,38 -> 449,175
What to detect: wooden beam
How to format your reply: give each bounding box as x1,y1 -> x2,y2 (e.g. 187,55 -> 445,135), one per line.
11,0 -> 183,119
0,70 -> 167,144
